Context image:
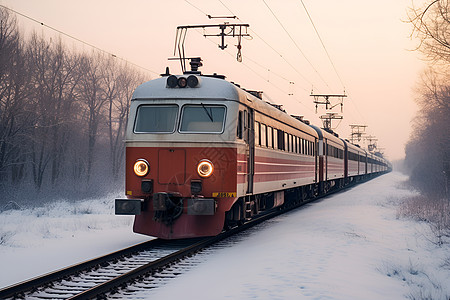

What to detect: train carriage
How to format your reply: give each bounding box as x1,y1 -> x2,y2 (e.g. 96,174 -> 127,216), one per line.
344,141 -> 367,179
309,125 -> 345,192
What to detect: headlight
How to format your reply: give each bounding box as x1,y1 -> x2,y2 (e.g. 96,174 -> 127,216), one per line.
197,159 -> 214,178
134,159 -> 149,177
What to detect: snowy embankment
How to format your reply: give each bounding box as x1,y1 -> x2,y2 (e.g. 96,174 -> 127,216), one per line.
1,172 -> 449,299
0,194 -> 149,288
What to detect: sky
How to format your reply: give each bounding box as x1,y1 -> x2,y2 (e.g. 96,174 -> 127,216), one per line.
0,0 -> 427,160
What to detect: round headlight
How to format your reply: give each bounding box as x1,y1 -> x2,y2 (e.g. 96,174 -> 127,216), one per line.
178,77 -> 187,88
167,75 -> 178,88
187,75 -> 199,88
134,159 -> 149,177
197,160 -> 214,178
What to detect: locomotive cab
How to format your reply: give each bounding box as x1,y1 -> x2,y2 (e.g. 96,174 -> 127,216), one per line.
115,72 -> 243,238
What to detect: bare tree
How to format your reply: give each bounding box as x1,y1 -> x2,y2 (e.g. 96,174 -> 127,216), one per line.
407,0 -> 450,64
104,60 -> 147,179
405,68 -> 450,198
405,1 -> 450,199
0,7 -> 33,187
47,41 -> 82,185
77,52 -> 108,182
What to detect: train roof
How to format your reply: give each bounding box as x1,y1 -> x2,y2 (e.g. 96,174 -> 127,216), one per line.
342,139 -> 367,155
132,75 -> 239,100
308,124 -> 345,147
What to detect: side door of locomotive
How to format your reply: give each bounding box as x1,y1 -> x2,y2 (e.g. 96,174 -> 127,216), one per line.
244,108 -> 255,194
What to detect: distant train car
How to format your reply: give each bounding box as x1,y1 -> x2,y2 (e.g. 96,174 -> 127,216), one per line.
342,140 -> 367,181
310,125 -> 345,193
115,64 -> 390,239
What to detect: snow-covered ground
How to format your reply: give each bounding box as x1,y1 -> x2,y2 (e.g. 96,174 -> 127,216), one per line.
1,172 -> 449,299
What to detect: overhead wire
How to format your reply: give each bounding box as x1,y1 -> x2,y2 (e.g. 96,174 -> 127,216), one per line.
220,0 -> 367,132
182,1 -> 364,127
191,26 -> 314,113
181,2 -> 371,139
184,0 -> 209,18
296,1 -> 368,127
0,4 -> 160,76
261,0 -> 332,92
181,1 -> 309,93
298,0 -> 346,89
218,0 -> 314,89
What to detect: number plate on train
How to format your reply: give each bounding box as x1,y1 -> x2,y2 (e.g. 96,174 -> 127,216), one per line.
212,192 -> 237,197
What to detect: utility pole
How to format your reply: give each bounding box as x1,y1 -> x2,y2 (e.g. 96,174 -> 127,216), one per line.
320,112 -> 343,131
349,124 -> 367,144
365,135 -> 378,152
310,92 -> 346,132
310,93 -> 347,113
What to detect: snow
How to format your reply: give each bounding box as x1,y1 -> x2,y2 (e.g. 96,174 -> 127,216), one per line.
0,195 -> 150,288
1,172 -> 450,299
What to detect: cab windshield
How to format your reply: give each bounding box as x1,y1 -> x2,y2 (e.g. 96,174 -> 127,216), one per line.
134,105 -> 178,133
179,104 -> 226,133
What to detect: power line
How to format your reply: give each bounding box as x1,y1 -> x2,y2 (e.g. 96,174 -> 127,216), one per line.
261,0 -> 332,91
298,0 -> 345,89
193,27 -> 313,112
218,0 -> 315,89
184,0 -> 209,17
184,2 -> 366,131
296,1 -> 369,125
0,4 -> 160,76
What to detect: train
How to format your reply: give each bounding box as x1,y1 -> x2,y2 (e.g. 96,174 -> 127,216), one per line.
115,59 -> 391,239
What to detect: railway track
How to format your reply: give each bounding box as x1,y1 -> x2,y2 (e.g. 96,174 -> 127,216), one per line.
0,205 -> 285,300
0,177 -> 377,299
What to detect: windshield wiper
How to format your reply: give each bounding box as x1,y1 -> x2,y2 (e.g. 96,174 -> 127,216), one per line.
201,103 -> 214,122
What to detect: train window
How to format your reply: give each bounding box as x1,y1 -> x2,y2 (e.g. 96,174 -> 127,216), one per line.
284,132 -> 288,152
292,136 -> 296,153
298,137 -> 301,154
134,105 -> 178,133
278,130 -> 284,150
295,136 -> 298,153
180,105 -> 226,133
255,122 -> 260,146
272,128 -> 278,149
287,134 -> 291,152
293,136 -> 296,153
267,126 -> 273,148
289,134 -> 295,152
261,124 -> 267,147
237,111 -> 243,139
243,110 -> 251,143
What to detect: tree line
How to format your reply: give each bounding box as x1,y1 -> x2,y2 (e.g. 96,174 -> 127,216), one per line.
405,0 -> 450,199
0,7 -> 148,205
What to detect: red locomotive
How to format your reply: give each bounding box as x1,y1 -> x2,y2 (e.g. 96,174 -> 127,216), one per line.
115,60 -> 390,239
